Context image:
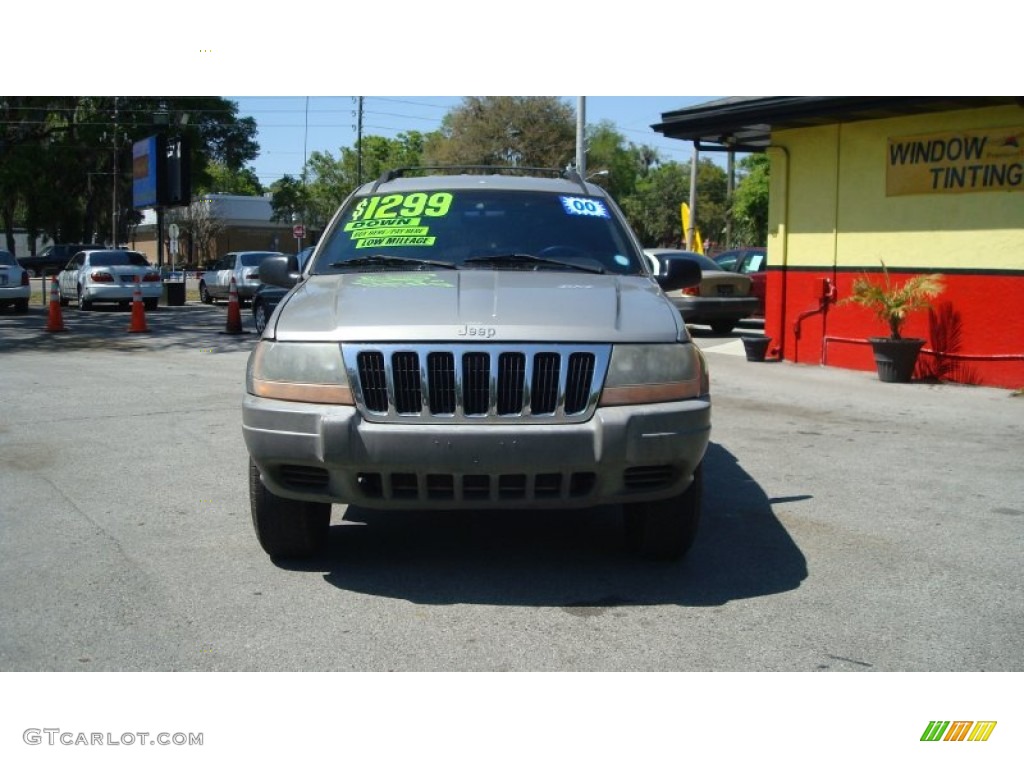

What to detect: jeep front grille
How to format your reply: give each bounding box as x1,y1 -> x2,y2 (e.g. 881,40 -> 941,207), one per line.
344,344 -> 610,423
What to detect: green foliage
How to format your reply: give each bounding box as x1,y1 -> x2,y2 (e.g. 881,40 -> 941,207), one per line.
423,97 -> 575,169
270,132 -> 428,232
842,261 -> 945,339
0,97 -> 258,250
621,163 -> 689,246
584,120 -> 661,201
731,153 -> 769,245
619,159 -> 728,248
199,162 -> 263,196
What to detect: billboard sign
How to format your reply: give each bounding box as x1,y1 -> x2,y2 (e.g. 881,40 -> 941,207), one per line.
132,135 -> 162,209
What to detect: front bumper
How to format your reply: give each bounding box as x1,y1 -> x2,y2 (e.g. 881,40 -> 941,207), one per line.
243,395 -> 711,509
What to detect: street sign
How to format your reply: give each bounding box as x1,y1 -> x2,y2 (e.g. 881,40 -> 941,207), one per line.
168,223 -> 180,239
293,224 -> 306,239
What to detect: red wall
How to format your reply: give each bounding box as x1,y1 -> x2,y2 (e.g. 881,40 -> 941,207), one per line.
764,269 -> 1024,389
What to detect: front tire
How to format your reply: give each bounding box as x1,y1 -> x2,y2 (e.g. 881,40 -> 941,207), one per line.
199,281 -> 213,304
249,457 -> 330,559
625,464 -> 702,560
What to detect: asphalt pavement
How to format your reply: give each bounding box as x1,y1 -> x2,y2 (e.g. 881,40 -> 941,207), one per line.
1,301 -> 1021,672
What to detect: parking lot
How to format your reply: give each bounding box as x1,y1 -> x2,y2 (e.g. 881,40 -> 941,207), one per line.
1,297 -> 1022,672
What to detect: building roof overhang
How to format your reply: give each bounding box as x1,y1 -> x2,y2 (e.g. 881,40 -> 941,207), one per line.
652,96 -> 1023,152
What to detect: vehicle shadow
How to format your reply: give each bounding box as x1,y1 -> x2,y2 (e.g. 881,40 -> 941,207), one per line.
279,443 -> 808,607
0,303 -> 256,354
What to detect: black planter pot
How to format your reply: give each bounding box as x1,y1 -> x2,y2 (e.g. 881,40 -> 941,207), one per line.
869,337 -> 925,382
742,336 -> 772,362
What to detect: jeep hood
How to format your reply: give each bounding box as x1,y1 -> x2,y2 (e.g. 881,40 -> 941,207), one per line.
269,271 -> 686,343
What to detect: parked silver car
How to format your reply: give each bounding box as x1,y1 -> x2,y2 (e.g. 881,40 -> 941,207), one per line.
57,249 -> 162,311
0,250 -> 31,312
199,251 -> 285,304
243,168 -> 711,563
645,249 -> 759,335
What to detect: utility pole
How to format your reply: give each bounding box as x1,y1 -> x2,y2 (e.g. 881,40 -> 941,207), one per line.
686,143 -> 699,251
726,149 -> 735,248
576,96 -> 586,178
354,96 -> 364,184
112,96 -> 119,246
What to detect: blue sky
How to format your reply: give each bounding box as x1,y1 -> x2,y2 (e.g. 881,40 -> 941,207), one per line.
230,96 -> 718,188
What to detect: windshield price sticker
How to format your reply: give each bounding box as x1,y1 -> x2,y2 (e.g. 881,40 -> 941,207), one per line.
349,226 -> 431,239
356,236 -> 437,249
351,192 -> 453,221
560,196 -> 610,218
345,217 -> 422,231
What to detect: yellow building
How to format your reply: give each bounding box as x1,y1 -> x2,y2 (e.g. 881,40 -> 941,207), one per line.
655,97 -> 1024,388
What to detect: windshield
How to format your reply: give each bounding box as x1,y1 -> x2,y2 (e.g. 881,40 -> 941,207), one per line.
311,189 -> 644,275
91,252 -> 149,267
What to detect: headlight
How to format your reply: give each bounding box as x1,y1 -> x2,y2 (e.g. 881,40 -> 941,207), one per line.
599,343 -> 708,405
247,341 -> 353,405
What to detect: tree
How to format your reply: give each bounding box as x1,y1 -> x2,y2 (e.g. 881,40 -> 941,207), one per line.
167,197 -> 226,266
731,153 -> 770,245
619,159 -> 729,248
0,97 -> 259,250
199,161 -> 263,196
423,97 -> 575,169
584,120 -> 661,202
270,133 -> 427,232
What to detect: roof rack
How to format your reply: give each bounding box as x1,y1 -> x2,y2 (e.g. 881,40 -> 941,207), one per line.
371,166 -> 590,194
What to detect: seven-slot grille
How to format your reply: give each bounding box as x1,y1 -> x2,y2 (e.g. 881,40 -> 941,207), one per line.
342,344 -> 610,423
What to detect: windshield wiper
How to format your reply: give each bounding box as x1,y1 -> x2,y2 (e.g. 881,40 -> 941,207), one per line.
462,253 -> 605,274
328,255 -> 457,270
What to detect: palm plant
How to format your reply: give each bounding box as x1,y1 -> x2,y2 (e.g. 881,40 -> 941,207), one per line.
843,261 -> 944,339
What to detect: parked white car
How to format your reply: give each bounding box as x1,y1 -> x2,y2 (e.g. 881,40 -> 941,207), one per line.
57,250 -> 162,311
199,251 -> 284,304
0,250 -> 31,312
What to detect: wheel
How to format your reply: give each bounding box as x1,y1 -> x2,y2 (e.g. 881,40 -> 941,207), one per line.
709,320 -> 735,335
144,297 -> 158,311
77,288 -> 91,311
249,457 -> 330,559
199,281 -> 213,304
253,300 -> 269,334
14,298 -> 28,313
624,463 -> 702,560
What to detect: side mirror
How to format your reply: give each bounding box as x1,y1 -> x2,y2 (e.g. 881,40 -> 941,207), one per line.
655,255 -> 702,292
259,255 -> 301,289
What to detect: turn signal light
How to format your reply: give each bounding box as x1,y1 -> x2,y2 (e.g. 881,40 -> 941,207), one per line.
90,271 -> 114,283
143,273 -> 160,282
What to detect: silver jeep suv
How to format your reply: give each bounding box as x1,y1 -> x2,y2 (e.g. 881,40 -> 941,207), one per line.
242,168 -> 711,561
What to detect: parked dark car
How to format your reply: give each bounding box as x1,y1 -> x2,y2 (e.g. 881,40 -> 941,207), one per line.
713,247 -> 767,317
18,243 -> 107,277
251,246 -> 315,333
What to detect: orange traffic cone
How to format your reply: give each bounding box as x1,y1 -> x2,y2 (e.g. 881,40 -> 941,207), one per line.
45,277 -> 68,332
127,275 -> 149,333
223,275 -> 245,334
